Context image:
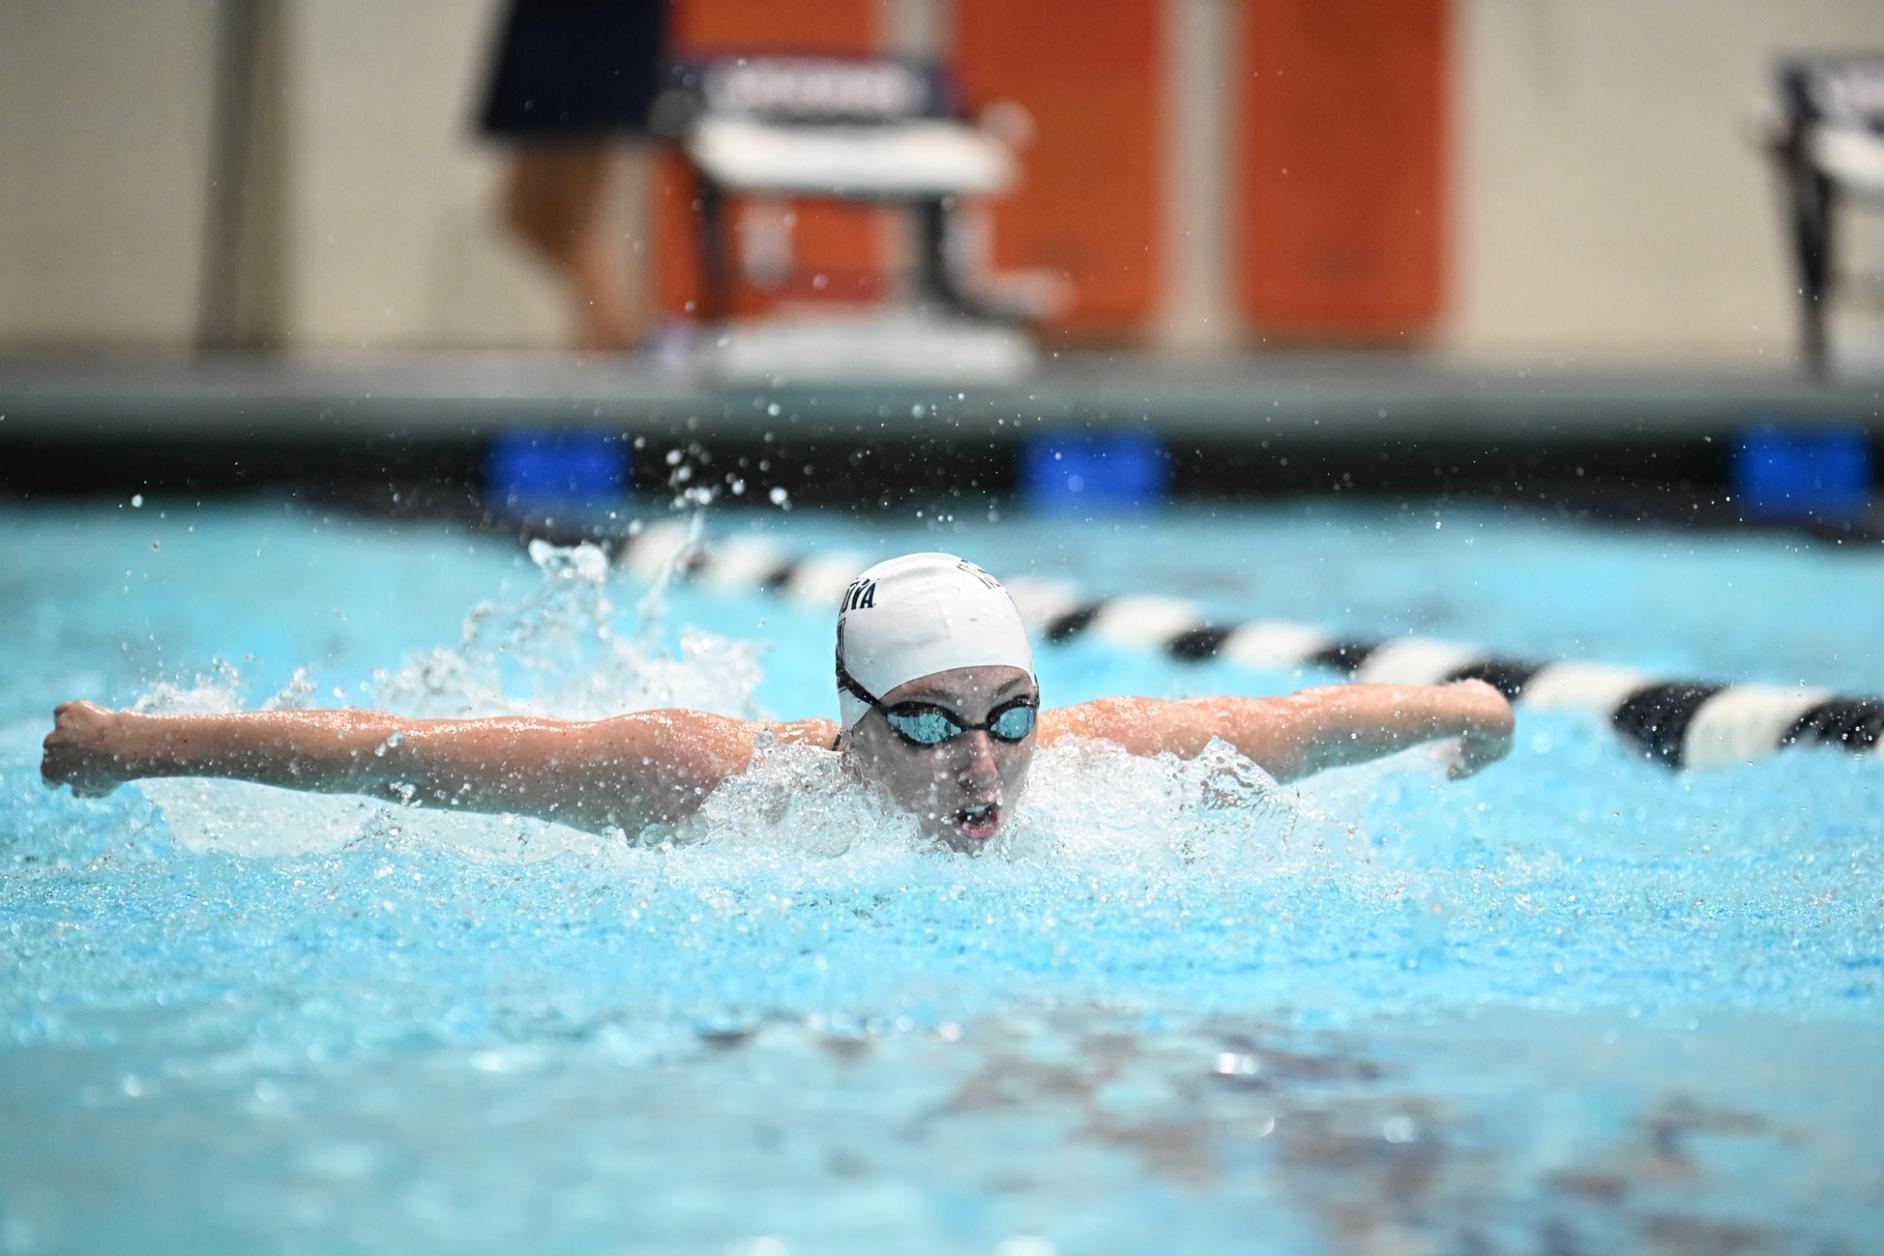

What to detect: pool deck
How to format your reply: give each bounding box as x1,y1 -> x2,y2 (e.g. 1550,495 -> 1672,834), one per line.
3,351 -> 1881,508
4,351 -> 1880,439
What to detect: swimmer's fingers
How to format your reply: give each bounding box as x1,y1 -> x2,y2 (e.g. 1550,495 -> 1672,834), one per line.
1445,724 -> 1512,780
60,779 -> 122,799
42,701 -> 127,797
1439,680 -> 1514,780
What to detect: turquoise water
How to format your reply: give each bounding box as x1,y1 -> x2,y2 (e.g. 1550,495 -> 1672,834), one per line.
2,497 -> 1881,1253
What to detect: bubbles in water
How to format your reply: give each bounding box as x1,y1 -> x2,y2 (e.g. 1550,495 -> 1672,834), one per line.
683,740 -> 920,859
133,659 -> 246,714
261,668 -> 317,711
1004,736 -> 1338,872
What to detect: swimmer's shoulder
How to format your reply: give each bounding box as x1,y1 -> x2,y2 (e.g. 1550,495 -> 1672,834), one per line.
1039,696 -> 1167,745
1039,696 -> 1220,757
760,717 -> 841,751
591,712 -> 839,804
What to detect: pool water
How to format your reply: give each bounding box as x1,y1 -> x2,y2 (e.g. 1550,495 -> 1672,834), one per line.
2,497 -> 1880,1253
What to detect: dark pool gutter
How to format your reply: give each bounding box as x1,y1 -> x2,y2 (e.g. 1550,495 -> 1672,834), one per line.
3,354 -> 1880,531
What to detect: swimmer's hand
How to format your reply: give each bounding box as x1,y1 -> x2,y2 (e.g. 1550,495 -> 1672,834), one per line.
1441,680 -> 1515,779
41,701 -> 132,797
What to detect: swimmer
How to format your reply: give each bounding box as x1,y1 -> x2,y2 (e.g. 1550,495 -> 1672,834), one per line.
41,553 -> 1513,852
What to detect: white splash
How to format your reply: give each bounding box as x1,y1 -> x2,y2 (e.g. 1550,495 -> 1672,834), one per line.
136,539 -> 768,859
128,537 -> 1370,884
1002,737 -> 1363,873
370,538 -> 765,722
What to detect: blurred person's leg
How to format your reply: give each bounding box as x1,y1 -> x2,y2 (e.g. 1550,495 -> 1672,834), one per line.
478,0 -> 665,352
502,142 -> 641,352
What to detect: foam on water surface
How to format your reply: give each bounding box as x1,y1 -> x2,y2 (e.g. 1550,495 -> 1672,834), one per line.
2,499 -> 1881,1253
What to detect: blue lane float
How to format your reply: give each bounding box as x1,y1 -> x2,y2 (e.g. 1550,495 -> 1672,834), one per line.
1732,424 -> 1872,522
487,430 -> 629,509
1020,430 -> 1168,512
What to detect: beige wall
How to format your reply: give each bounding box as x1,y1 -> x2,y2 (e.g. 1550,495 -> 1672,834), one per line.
0,0 -> 568,352
280,0 -> 565,350
0,0 -> 217,349
5,0 -> 1884,360
1446,0 -> 1884,363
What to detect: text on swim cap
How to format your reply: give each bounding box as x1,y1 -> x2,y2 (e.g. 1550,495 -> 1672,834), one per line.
841,578 -> 878,612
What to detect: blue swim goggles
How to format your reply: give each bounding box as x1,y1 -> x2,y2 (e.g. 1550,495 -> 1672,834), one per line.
838,661 -> 1038,747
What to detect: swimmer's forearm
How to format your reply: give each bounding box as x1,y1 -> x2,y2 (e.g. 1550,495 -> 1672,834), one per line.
1047,683 -> 1508,781
1234,681 -> 1513,780
92,709 -> 524,799
68,708 -> 746,832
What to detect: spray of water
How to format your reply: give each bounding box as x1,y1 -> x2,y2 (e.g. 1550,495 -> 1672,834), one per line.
121,537 -> 1347,882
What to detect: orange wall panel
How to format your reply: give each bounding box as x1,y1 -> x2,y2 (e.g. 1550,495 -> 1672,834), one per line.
954,0 -> 1164,339
1235,0 -> 1449,338
668,0 -> 874,50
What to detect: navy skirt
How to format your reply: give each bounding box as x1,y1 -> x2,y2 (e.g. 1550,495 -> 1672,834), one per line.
478,0 -> 668,139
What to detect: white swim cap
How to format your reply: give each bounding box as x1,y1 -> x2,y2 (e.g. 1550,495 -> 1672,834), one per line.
835,552 -> 1035,728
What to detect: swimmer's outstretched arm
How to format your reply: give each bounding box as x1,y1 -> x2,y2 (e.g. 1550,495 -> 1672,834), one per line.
1042,680 -> 1514,783
40,701 -> 835,835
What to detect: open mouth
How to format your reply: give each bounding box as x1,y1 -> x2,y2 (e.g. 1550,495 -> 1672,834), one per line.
951,801 -> 1002,842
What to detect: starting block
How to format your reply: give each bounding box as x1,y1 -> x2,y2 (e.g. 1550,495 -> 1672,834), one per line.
1767,55 -> 1884,374
655,56 -> 1057,382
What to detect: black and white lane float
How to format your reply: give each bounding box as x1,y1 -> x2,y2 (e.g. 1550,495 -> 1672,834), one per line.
615,522 -> 1884,771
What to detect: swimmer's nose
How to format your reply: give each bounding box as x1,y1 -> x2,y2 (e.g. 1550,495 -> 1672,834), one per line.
957,731 -> 1000,788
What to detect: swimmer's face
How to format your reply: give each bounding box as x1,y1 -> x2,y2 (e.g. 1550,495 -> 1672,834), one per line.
842,665 -> 1037,852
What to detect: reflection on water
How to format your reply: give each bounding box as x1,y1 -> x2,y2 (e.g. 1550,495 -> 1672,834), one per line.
1,1002 -> 1871,1252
